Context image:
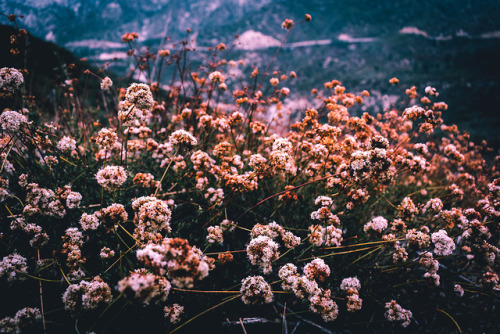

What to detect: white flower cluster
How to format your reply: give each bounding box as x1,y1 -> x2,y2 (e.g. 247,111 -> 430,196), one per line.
405,229 -> 430,249
308,226 -> 324,246
23,183 -> 66,218
132,196 -> 172,242
309,289 -> 339,322
65,191 -> 82,209
392,245 -> 408,263
118,83 -> 154,125
251,222 -> 283,239
311,208 -> 339,222
118,270 -> 171,305
414,143 -> 428,154
340,277 -> 361,291
310,196 -> 339,223
278,262 -> 339,321
350,150 -> 370,171
402,105 -> 425,120
249,222 -> 301,250
420,253 -> 440,286
0,253 -> 28,282
0,307 -> 41,333
206,225 -> 223,244
431,229 -> 455,256
191,150 -> 215,170
282,231 -> 301,248
423,198 -> 443,214
363,216 -> 388,234
308,225 -> 343,247
240,275 -> 273,305
99,247 -> 115,259
196,176 -> 208,190
248,153 -> 267,173
246,235 -> 279,274
340,277 -> 363,312
0,109 -> 27,133
0,178 -> 8,202
125,83 -> 154,111
80,213 -> 99,231
168,129 -> 198,147
56,185 -> 82,210
100,76 -> 113,90
443,144 -> 465,163
398,197 -> 418,218
314,196 -> 334,207
292,275 -> 321,299
324,225 -> 343,247
309,143 -> 328,159
136,244 -> 167,270
425,86 -> 439,97
98,203 -> 128,232
223,171 -> 258,192
205,187 -> 224,205
96,128 -> 118,149
10,217 -> 49,248
208,71 -> 225,84
304,258 -> 331,282
481,271 -> 499,287
62,276 -> 112,313
136,238 -> 210,288
270,137 -> 296,175
0,67 -> 24,94
454,284 -> 464,297
62,227 -> 85,273
272,137 -> 293,152
96,165 -> 127,191
220,219 -> 235,232
278,263 -> 299,290
164,304 -> 184,324
57,136 -> 76,153
279,262 -> 319,300
385,300 -> 412,327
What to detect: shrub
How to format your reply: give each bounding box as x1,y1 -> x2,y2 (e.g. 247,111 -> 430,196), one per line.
0,14 -> 498,333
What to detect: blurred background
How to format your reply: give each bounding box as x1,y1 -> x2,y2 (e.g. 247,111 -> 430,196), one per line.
1,0 -> 500,148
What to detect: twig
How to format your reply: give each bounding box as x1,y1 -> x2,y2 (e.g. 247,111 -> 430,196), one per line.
290,321 -> 301,334
172,288 -> 240,294
436,309 -> 462,333
154,148 -> 178,197
37,250 -> 47,334
282,303 -> 288,334
59,266 -> 70,285
275,303 -> 334,334
170,295 -> 240,333
235,175 -> 331,223
299,246 -> 380,262
222,317 -> 282,326
239,318 -> 248,334
103,243 -> 136,274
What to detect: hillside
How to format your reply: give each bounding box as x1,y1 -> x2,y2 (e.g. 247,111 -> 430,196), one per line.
1,1 -> 500,146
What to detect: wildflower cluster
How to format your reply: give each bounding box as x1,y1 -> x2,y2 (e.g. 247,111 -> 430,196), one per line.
0,13 -> 498,333
0,67 -> 23,95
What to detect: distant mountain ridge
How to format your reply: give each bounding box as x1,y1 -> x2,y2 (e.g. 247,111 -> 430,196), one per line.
3,0 -> 500,47
2,0 -> 500,147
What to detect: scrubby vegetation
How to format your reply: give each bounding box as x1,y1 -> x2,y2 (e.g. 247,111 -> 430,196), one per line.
0,13 -> 499,333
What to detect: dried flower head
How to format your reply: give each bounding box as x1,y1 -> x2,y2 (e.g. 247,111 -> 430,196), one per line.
0,109 -> 27,133
0,67 -> 24,94
100,77 -> 113,91
281,19 -> 294,30
240,276 -> 273,305
96,166 -> 127,191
